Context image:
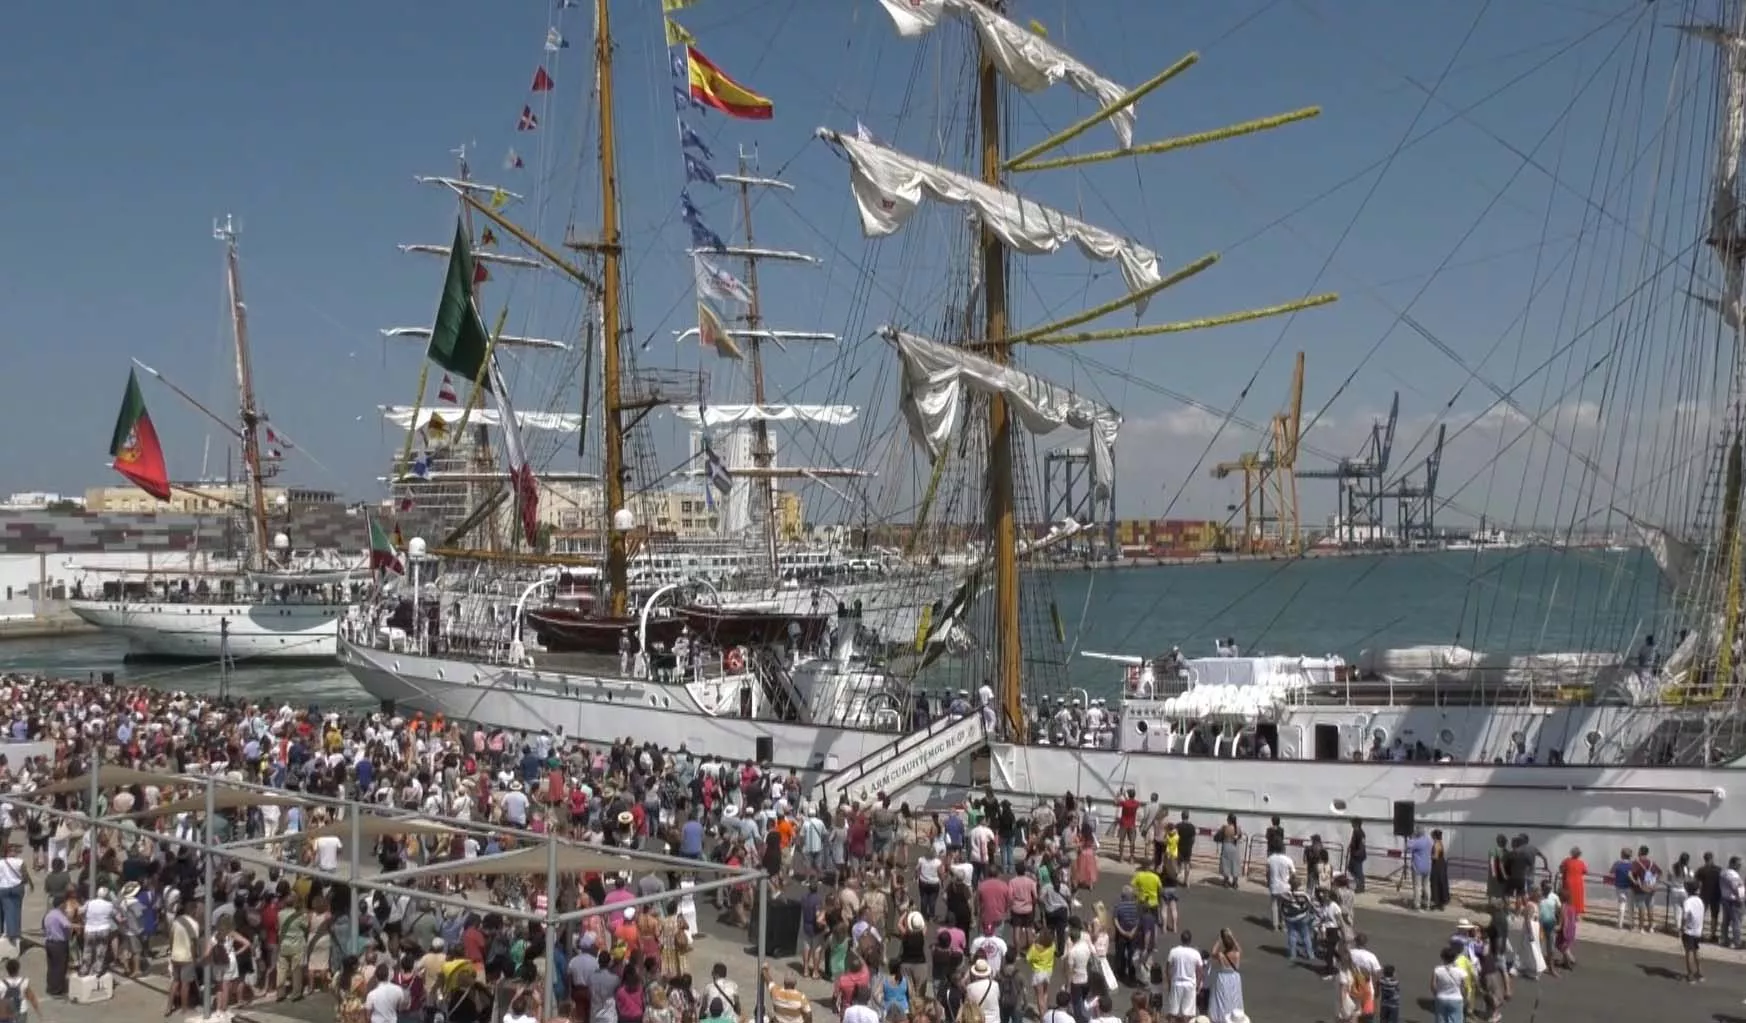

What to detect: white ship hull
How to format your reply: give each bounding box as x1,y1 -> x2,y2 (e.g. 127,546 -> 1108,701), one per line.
340,638 -> 1746,868
68,599 -> 342,662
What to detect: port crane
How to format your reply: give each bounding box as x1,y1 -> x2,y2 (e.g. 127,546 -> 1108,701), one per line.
1211,351 -> 1304,554
1386,422 -> 1445,546
1300,392 -> 1398,547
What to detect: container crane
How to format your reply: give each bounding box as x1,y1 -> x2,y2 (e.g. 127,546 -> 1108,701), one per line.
1388,422 -> 1445,546
1211,351 -> 1304,554
1300,392 -> 1398,547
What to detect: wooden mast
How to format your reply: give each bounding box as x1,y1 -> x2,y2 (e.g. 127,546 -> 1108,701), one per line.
596,0 -> 631,617
734,152 -> 781,578
976,11 -> 1023,741
216,216 -> 272,569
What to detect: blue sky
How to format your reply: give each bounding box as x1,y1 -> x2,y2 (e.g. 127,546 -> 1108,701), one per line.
0,0 -> 1724,532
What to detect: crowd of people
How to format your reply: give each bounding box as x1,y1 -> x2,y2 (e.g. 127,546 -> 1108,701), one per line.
0,673 -> 1726,1023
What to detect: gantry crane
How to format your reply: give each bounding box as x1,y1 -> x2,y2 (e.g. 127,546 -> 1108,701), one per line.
1387,422 -> 1445,546
1300,392 -> 1399,547
1211,351 -> 1305,554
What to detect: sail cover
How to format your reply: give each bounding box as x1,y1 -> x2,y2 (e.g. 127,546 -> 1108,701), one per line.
888,329 -> 1120,492
1624,513 -> 1700,592
874,0 -> 1134,149
672,405 -> 858,428
381,407 -> 584,433
828,133 -> 1162,311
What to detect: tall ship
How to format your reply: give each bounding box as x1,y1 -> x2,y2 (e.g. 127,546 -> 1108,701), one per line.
68,219 -> 363,662
342,0 -> 1746,864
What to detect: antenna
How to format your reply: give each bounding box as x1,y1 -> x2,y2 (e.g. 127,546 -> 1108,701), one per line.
213,215 -> 238,243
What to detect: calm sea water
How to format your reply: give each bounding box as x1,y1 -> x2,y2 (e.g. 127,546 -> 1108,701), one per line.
0,547 -> 1662,709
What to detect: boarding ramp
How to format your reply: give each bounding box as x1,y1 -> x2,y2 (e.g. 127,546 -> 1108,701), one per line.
817,712 -> 987,810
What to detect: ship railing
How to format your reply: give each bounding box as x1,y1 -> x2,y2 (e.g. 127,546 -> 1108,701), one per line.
1233,833 -> 1348,889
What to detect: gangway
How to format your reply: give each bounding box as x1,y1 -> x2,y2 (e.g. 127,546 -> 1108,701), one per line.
816,712 -> 988,810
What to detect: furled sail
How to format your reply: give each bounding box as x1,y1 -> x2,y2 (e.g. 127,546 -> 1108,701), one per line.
1679,24 -> 1746,249
821,131 -> 1162,311
380,406 -> 584,433
885,329 -> 1120,491
1623,513 -> 1699,592
672,404 -> 859,428
873,0 -> 1134,149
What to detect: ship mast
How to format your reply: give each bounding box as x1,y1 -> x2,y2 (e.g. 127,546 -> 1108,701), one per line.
215,216 -> 273,570
733,149 -> 781,578
975,4 -> 1024,741
596,0 -> 631,617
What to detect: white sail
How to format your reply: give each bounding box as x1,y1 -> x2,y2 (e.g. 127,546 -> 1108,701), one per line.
873,0 -> 1134,149
1623,513 -> 1700,592
672,405 -> 858,428
885,329 -> 1119,491
380,406 -> 584,433
821,131 -> 1162,310
1679,23 -> 1746,248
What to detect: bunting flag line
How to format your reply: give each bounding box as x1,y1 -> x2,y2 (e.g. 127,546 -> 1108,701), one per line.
670,51 -> 687,79
490,188 -> 511,210
1029,18 -> 1048,37
546,27 -> 569,51
399,496 -> 414,513
438,373 -> 458,403
673,86 -> 705,113
681,123 -> 713,161
684,153 -> 717,187
681,192 -> 726,250
425,412 -> 450,441
474,262 -> 491,285
518,105 -> 539,131
662,0 -> 698,10
697,300 -> 743,360
704,438 -> 734,496
686,46 -> 774,120
695,255 -> 753,305
664,17 -> 695,47
480,228 -> 499,247
503,149 -> 524,170
531,66 -> 555,93
557,0 -> 580,8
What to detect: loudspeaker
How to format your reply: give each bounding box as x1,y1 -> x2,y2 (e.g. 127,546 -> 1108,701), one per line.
1391,800 -> 1415,838
755,736 -> 774,764
749,895 -> 803,958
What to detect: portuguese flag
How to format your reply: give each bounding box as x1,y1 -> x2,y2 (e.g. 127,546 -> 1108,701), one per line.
368,516 -> 404,575
108,369 -> 171,501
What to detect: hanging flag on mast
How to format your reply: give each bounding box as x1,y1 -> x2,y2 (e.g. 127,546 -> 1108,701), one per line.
107,368 -> 172,501
488,357 -> 542,547
697,301 -> 743,360
503,149 -> 524,170
685,46 -> 774,120
368,515 -> 405,575
531,66 -> 555,92
517,106 -> 539,131
438,373 -> 458,403
704,439 -> 734,496
664,17 -> 695,46
545,27 -> 569,51
480,228 -> 499,247
680,123 -> 714,161
662,0 -> 698,11
694,255 -> 753,306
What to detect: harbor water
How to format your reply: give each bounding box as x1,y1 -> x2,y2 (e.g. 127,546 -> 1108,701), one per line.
0,547 -> 1662,707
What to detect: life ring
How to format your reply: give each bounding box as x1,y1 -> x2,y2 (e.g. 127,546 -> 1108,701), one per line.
725,647 -> 746,672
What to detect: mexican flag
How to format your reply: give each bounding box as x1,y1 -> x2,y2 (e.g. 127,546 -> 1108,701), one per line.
108,369 -> 171,501
426,219 -> 493,391
368,516 -> 404,575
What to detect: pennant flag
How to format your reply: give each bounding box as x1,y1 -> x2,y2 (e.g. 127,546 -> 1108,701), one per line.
694,255 -> 753,305
545,27 -> 569,51
673,86 -> 705,113
531,66 -> 555,93
265,447 -> 283,461
662,0 -> 698,11
490,188 -> 510,210
108,369 -> 172,501
680,122 -> 714,161
686,46 -> 774,121
664,17 -> 695,47
503,149 -> 523,171
264,426 -> 295,450
368,516 -> 405,575
518,105 -> 539,131
1028,18 -> 1048,37
698,300 -> 742,359
704,438 -> 734,496
684,153 -> 717,187
425,221 -> 493,389
479,228 -> 498,247
425,412 -> 450,440
473,261 -> 490,285
685,210 -> 725,251
488,358 -> 541,547
670,51 -> 687,79
438,373 -> 458,403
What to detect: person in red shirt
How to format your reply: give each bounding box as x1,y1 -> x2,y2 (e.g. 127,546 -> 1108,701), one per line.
976,864 -> 1012,930
1116,789 -> 1143,863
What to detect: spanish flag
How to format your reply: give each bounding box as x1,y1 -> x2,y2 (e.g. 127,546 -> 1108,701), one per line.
686,46 -> 774,121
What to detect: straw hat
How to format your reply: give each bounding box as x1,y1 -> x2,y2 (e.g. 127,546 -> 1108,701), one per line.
510,780 -> 524,792
970,959 -> 991,979
617,811 -> 634,826
1455,918 -> 1475,930
119,882 -> 140,901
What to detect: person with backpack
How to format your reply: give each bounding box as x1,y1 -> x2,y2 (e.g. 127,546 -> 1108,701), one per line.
0,959 -> 38,1023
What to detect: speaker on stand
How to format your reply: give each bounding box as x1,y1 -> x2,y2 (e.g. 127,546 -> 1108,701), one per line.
1390,800 -> 1416,838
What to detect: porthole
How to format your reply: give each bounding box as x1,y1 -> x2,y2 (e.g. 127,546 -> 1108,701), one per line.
1330,798 -> 1349,813
1584,730 -> 1602,749
1437,728 -> 1456,747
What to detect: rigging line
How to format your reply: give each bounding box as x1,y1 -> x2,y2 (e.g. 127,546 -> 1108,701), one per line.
1150,0 -> 1499,531
1296,7 -> 1651,477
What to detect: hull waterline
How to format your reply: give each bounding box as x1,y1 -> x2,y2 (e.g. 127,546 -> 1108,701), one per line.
67,600 -> 341,663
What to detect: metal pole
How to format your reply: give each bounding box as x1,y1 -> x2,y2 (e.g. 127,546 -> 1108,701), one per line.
755,878 -> 768,1023
348,806 -> 362,955
85,748 -> 99,899
201,774 -> 215,1019
545,835 -> 559,1016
